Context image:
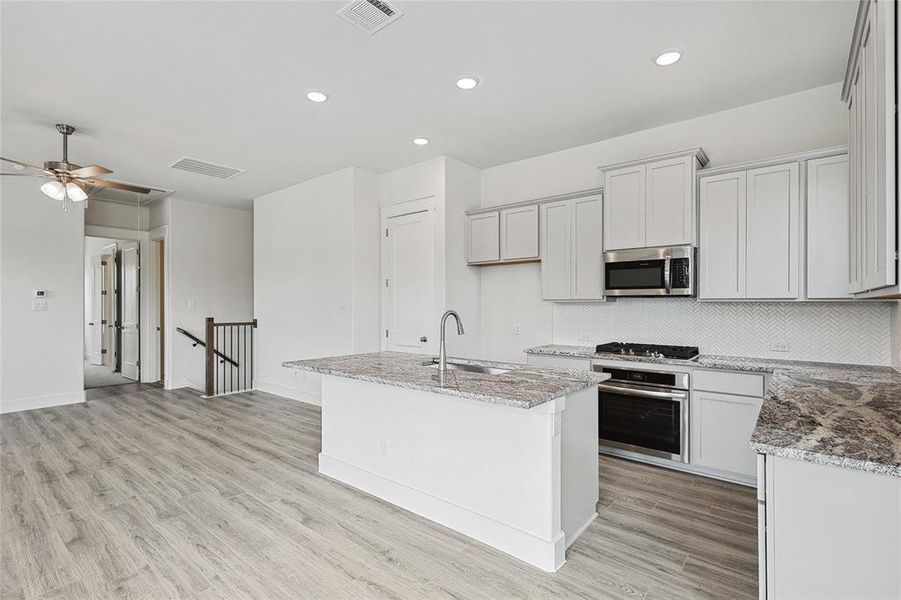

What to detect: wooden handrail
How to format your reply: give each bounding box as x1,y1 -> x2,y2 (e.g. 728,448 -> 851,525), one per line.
176,327 -> 239,368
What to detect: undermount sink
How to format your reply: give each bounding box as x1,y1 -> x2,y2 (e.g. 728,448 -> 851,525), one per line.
423,358 -> 512,375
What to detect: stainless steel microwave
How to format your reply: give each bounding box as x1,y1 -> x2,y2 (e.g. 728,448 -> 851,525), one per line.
603,245 -> 695,297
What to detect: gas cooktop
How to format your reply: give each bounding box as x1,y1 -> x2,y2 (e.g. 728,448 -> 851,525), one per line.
595,342 -> 700,360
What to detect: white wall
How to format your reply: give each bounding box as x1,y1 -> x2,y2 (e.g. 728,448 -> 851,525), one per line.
254,167 -> 380,404
168,198 -> 253,390
85,200 -> 149,230
148,197 -> 170,230
1,177 -> 86,412
476,83 -> 896,364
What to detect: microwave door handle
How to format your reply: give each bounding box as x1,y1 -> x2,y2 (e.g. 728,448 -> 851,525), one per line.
664,256 -> 672,295
598,383 -> 686,400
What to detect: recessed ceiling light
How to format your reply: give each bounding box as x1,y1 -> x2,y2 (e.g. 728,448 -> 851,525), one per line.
654,50 -> 681,66
412,137 -> 430,146
306,91 -> 328,103
455,76 -> 479,90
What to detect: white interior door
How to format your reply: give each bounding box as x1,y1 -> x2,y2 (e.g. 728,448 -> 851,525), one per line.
120,242 -> 140,380
89,256 -> 103,365
384,210 -> 434,353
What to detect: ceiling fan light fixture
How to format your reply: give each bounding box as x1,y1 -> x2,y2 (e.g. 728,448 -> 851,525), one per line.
40,180 -> 65,201
66,181 -> 88,202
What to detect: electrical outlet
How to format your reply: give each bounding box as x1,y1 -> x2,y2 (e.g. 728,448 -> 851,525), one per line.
579,332 -> 592,342
32,299 -> 47,312
513,324 -> 522,335
379,438 -> 391,458
770,341 -> 790,353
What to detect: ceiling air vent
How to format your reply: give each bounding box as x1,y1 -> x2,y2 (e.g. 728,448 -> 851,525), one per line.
337,0 -> 403,35
170,157 -> 244,180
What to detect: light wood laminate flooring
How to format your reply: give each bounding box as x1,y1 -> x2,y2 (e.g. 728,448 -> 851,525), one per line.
1,384 -> 757,599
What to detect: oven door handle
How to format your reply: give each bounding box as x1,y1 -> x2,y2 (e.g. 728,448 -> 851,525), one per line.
598,382 -> 687,400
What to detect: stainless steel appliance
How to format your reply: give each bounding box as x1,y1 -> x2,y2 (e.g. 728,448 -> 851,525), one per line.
594,363 -> 691,463
603,245 -> 695,297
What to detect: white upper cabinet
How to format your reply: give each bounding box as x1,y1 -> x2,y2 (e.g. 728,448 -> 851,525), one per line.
572,195 -> 603,299
646,156 -> 695,247
699,172 -> 747,299
601,149 -> 707,251
807,154 -> 852,299
745,163 -> 800,299
843,0 -> 897,296
466,211 -> 500,264
603,165 -> 645,250
541,194 -> 603,301
540,200 -> 574,300
699,161 -> 801,300
499,205 -> 539,261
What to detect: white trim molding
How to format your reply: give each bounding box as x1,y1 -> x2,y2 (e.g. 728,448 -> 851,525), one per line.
254,380 -> 322,406
0,390 -> 85,414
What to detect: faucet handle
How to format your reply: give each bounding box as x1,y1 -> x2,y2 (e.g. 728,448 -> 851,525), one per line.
420,336 -> 428,343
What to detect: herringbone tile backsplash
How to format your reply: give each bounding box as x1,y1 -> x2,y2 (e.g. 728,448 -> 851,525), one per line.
553,299 -> 893,366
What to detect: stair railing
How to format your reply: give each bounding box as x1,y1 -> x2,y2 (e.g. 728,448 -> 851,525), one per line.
204,317 -> 257,397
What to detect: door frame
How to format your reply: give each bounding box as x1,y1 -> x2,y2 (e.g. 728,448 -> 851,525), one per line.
380,196 -> 437,353
149,226 -> 170,388
85,225 -> 162,385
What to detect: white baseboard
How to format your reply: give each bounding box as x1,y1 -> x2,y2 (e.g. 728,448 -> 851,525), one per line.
254,380 -> 321,406
319,453 -> 565,572
0,390 -> 85,414
565,513 -> 597,550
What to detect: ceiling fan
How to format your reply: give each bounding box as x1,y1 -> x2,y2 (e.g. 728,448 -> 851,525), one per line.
1,123 -> 156,210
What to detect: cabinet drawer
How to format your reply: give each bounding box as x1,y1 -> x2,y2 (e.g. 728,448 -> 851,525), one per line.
693,369 -> 764,397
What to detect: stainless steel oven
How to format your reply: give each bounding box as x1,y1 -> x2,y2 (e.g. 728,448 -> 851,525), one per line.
594,364 -> 689,463
603,245 -> 695,297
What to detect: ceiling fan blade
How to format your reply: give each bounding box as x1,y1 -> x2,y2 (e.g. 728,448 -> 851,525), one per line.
81,178 -> 153,194
0,172 -> 47,177
0,156 -> 51,174
70,164 -> 113,178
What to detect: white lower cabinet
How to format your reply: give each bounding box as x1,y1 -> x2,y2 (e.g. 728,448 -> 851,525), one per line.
690,389 -> 762,480
759,455 -> 901,599
540,194 -> 603,301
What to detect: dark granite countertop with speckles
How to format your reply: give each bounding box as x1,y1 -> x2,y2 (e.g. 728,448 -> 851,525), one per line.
526,345 -> 901,477
283,351 -> 607,409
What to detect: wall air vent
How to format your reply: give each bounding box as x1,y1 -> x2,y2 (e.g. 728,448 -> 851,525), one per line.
169,157 -> 244,180
337,0 -> 403,35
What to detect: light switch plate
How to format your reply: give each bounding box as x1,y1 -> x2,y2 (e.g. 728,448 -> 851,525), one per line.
770,341 -> 790,352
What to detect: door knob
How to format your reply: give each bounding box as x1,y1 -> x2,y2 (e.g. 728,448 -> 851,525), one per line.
420,336 -> 428,343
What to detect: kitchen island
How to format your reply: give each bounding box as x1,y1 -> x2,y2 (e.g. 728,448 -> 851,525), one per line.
283,351 -> 606,572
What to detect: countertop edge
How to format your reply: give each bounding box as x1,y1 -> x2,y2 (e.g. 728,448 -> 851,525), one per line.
282,359 -> 601,410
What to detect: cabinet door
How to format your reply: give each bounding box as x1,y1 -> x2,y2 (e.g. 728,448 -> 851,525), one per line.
466,211 -> 499,264
848,77 -> 863,293
699,172 -> 747,298
540,200 -> 573,300
572,195 -> 603,300
603,165 -> 646,250
499,205 -> 539,261
807,155 -> 851,299
860,2 -> 897,291
646,156 -> 694,247
746,163 -> 800,299
690,390 -> 762,478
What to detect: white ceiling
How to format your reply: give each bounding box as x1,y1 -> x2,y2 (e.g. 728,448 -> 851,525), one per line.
1,1 -> 856,209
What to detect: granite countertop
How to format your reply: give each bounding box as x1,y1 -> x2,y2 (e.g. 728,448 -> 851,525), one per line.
283,351 -> 607,409
527,344 -> 901,477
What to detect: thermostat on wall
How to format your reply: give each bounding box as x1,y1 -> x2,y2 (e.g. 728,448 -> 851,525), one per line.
34,290 -> 46,298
